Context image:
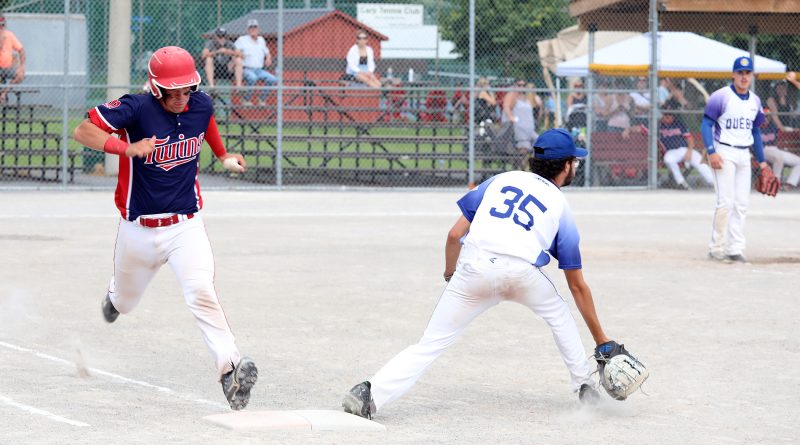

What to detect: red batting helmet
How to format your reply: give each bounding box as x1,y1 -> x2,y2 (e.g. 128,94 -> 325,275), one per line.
147,46 -> 201,99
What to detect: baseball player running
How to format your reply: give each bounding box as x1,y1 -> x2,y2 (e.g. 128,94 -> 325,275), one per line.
342,129 -> 619,419
702,56 -> 772,263
73,46 -> 257,410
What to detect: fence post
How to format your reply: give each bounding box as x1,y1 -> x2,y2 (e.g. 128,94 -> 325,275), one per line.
585,23 -> 596,188
276,0 -> 284,188
106,0 -> 132,176
61,0 -> 71,188
467,0 -> 476,187
648,0 -> 660,189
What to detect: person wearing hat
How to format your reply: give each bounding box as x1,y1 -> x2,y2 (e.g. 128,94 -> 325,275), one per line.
234,19 -> 276,106
0,14 -> 26,105
342,128 -> 616,419
201,27 -> 243,88
701,56 -> 773,263
659,99 -> 714,189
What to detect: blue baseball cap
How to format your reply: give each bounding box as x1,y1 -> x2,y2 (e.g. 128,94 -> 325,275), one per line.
533,129 -> 588,160
733,56 -> 753,72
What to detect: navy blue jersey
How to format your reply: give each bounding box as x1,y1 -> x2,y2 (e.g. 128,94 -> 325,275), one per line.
659,118 -> 690,151
88,92 -> 214,220
761,121 -> 779,146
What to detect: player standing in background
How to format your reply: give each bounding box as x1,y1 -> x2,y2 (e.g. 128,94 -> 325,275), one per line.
342,129 -> 617,419
659,99 -> 714,189
702,56 -> 773,263
73,46 -> 257,410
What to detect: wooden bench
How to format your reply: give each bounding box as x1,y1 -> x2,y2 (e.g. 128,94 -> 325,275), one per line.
588,131 -> 649,186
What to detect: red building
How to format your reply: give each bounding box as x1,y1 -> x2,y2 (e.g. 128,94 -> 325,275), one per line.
207,9 -> 388,121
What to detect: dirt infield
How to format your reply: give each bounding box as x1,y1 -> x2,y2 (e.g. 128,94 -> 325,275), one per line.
1,190 -> 798,444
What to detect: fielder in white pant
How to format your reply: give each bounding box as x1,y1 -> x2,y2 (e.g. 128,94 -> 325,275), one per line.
342,129 -> 613,419
701,56 -> 774,263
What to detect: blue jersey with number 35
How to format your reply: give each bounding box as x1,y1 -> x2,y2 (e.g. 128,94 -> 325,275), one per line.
457,170 -> 582,269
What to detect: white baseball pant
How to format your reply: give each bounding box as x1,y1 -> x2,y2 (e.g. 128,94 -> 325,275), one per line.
663,147 -> 714,186
107,213 -> 240,380
368,245 -> 594,412
709,144 -> 752,257
765,145 -> 800,187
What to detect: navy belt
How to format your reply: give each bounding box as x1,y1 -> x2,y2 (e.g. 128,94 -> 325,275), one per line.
717,141 -> 749,149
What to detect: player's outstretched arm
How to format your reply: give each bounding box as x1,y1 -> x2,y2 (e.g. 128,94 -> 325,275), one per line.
564,268 -> 610,346
443,216 -> 470,281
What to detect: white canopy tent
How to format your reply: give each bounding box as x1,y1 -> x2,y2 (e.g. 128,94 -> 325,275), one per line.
556,32 -> 787,79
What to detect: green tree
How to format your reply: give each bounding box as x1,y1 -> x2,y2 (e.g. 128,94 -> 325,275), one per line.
438,0 -> 575,81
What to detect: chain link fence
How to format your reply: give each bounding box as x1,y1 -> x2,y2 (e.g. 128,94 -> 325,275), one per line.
2,0 -> 800,189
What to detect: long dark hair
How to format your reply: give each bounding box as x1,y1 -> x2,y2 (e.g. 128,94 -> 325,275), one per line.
528,157 -> 572,181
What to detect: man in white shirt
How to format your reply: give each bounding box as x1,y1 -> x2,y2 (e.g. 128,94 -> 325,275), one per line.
701,56 -> 773,263
234,19 -> 276,106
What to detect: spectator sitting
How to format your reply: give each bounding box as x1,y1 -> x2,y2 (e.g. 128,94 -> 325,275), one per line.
761,118 -> 800,191
565,78 -> 587,130
766,79 -> 797,132
343,30 -> 381,88
606,79 -> 633,133
593,79 -> 612,131
474,77 -> 497,123
202,27 -> 243,89
629,77 -> 652,126
0,14 -> 26,105
525,83 -> 544,128
660,78 -> 688,108
234,19 -> 277,106
658,99 -> 713,189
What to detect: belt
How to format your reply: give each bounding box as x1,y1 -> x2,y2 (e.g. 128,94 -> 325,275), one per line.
717,141 -> 750,149
138,213 -> 194,228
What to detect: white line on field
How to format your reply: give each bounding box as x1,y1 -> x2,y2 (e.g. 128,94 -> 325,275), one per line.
0,340 -> 228,410
1,210 -> 799,219
0,393 -> 90,427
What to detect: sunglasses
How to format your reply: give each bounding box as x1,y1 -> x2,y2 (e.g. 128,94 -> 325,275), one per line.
357,36 -> 367,40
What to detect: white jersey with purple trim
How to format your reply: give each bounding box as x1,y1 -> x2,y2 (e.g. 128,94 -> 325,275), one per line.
704,85 -> 765,147
456,170 -> 582,269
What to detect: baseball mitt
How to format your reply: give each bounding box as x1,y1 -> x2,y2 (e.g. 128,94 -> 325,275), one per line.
756,167 -> 780,197
593,340 -> 649,401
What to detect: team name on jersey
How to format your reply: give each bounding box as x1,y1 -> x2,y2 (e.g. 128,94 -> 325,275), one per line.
724,117 -> 754,130
660,127 -> 683,138
144,133 -> 205,171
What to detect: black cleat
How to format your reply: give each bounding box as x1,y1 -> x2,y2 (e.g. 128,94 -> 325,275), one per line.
342,381 -> 376,419
727,254 -> 748,263
221,357 -> 258,411
102,293 -> 119,323
579,383 -> 601,405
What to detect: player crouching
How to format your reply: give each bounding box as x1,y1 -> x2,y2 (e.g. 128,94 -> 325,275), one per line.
342,129 -> 648,419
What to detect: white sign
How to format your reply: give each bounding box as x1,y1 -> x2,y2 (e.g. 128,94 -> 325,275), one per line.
357,3 -> 424,28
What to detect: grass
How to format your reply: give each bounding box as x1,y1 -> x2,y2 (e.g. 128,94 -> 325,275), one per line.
2,113 -> 510,174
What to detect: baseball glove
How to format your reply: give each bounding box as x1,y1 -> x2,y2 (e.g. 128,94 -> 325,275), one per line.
593,340 -> 649,401
756,167 -> 780,197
